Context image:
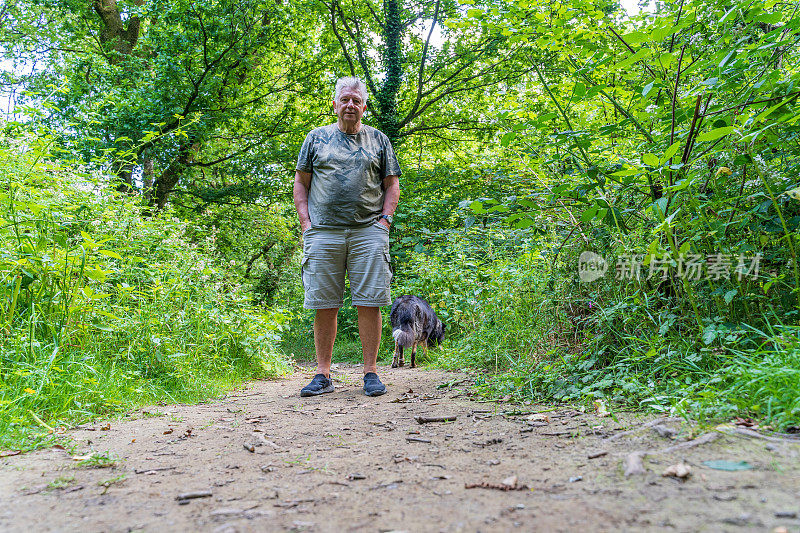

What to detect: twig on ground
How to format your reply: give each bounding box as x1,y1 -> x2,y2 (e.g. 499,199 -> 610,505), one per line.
726,427 -> 800,444
134,467 -> 176,474
604,417 -> 683,441
176,490 -> 212,501
415,415 -> 457,424
657,432 -> 718,453
622,432 -> 720,476
465,478 -> 529,491
274,499 -> 315,508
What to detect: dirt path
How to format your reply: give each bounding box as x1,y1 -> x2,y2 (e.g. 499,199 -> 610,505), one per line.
2,364 -> 799,532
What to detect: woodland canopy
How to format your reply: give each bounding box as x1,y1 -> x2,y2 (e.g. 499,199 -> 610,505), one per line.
1,0 -> 799,447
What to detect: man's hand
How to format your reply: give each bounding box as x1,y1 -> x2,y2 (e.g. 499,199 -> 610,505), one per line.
379,175 -> 399,232
294,170 -> 312,235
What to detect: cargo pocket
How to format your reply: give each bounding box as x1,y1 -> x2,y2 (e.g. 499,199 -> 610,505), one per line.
300,255 -> 310,290
384,252 -> 394,285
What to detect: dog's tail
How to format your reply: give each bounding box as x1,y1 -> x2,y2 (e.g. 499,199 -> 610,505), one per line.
392,327 -> 415,347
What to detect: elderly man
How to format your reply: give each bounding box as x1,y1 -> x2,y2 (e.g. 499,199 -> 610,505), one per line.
293,76 -> 401,397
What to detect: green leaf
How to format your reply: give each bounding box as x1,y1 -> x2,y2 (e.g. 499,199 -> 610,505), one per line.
603,207 -> 627,232
754,99 -> 793,123
658,52 -> 675,67
696,126 -> 734,142
718,50 -> 737,69
500,131 -> 516,147
612,168 -> 640,177
470,201 -> 486,214
580,205 -> 599,223
97,249 -> 123,260
622,31 -> 647,44
612,48 -> 651,71
724,289 -> 737,304
719,5 -> 739,25
702,460 -> 752,471
84,267 -> 107,282
643,153 -> 660,166
755,12 -> 782,24
702,327 -> 717,345
513,218 -> 536,229
653,197 -> 668,218
661,141 -> 682,163
764,277 -> 777,293
651,23 -> 679,42
28,202 -> 45,216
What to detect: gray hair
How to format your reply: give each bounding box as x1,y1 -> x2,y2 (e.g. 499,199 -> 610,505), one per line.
334,76 -> 368,104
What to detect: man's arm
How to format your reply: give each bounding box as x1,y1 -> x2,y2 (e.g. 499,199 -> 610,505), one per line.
379,174 -> 400,229
293,170 -> 312,233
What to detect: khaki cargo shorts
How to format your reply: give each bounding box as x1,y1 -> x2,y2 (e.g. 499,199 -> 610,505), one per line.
301,222 -> 393,309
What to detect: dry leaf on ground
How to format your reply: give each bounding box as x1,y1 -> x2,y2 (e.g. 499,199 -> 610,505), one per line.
662,463 -> 692,479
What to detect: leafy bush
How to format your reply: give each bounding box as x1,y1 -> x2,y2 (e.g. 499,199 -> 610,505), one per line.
393,226 -> 800,430
0,133 -> 291,448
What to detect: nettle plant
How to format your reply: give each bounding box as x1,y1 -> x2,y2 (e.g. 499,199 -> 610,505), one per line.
468,0 -> 799,331
0,133 -> 291,445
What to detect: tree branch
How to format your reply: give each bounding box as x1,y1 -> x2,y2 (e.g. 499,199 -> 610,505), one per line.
403,0 -> 440,126
334,0 -> 379,98
324,0 -> 357,77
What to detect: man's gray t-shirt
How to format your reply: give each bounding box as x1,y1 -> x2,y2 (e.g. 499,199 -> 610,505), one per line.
296,123 -> 401,228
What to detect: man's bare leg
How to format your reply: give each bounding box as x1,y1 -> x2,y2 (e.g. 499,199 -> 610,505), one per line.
356,305 -> 381,374
314,308 -> 339,377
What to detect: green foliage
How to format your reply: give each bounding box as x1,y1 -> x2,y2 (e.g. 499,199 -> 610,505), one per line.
3,0 -> 324,207
3,0 -> 800,439
0,133 -> 291,449
395,227 -> 800,429
176,201 -> 299,307
390,0 -> 800,429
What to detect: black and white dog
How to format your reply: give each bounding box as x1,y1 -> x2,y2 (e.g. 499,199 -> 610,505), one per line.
389,295 -> 445,368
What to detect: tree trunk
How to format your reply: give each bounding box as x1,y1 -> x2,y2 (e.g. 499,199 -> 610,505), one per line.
93,0 -> 143,191
151,142 -> 198,211
92,0 -> 141,63
142,156 -> 155,202
375,0 -> 402,145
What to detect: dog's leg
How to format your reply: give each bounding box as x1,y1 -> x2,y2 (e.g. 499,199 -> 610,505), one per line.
398,345 -> 404,367
392,341 -> 399,368
410,343 -> 417,368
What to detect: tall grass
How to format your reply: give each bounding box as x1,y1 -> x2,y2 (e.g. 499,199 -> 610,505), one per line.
391,226 -> 800,431
0,134 -> 291,449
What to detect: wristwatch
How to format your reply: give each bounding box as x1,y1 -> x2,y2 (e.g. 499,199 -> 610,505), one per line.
379,214 -> 393,225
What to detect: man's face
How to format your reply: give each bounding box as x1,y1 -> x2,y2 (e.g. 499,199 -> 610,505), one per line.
333,87 -> 367,125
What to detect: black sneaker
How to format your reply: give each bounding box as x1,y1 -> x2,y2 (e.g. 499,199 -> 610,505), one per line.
300,374 -> 334,397
363,372 -> 386,396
